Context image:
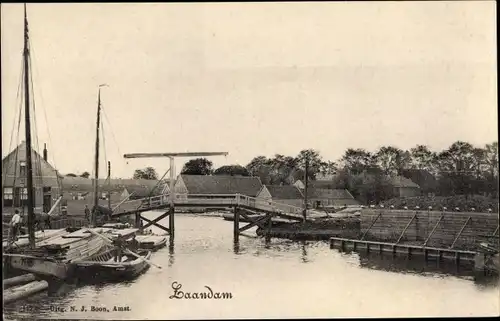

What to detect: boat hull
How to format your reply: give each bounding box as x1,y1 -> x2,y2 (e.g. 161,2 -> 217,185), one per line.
5,230 -> 108,280
7,256 -> 70,280
136,235 -> 167,251
474,252 -> 499,275
72,250 -> 152,283
222,213 -> 265,222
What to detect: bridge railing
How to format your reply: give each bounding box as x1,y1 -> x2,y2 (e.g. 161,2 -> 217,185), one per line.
109,193 -> 308,218
111,194 -> 169,213
236,194 -> 305,217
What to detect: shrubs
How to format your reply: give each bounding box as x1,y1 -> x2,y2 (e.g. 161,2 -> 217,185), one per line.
381,195 -> 499,213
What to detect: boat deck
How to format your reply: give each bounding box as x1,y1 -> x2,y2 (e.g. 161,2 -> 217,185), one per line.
2,229 -> 68,250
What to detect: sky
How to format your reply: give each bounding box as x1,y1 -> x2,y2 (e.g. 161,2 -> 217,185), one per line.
1,2 -> 497,179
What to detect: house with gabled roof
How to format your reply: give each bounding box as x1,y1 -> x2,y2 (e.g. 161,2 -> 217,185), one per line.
120,184 -> 164,200
400,169 -> 437,196
61,176 -> 171,201
174,174 -> 263,199
257,184 -> 360,210
388,175 -> 421,197
2,141 -> 62,214
305,188 -> 360,208
294,179 -> 338,190
257,185 -> 304,208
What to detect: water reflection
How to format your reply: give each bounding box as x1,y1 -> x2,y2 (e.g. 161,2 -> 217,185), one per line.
339,249 -> 499,287
168,243 -> 175,266
233,241 -> 240,254
4,213 -> 499,319
301,241 -> 309,263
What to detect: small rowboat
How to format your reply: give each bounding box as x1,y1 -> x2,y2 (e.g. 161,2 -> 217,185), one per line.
222,213 -> 265,222
135,235 -> 167,251
71,249 -> 152,283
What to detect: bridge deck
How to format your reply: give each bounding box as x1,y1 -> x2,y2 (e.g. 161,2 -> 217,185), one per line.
110,194 -> 316,222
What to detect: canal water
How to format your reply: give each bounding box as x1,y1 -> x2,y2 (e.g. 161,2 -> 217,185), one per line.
4,211 -> 499,319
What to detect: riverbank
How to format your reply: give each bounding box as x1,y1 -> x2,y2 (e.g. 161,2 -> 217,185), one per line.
256,217 -> 361,240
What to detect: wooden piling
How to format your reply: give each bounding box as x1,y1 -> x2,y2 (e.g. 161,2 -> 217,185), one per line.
169,205 -> 175,242
265,215 -> 272,242
3,273 -> 36,288
233,206 -> 240,241
135,212 -> 141,229
4,280 -> 48,305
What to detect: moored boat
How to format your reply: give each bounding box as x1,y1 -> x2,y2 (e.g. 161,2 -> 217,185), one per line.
102,222 -> 167,251
222,213 -> 265,222
2,229 -> 69,251
5,227 -> 110,279
70,249 -> 152,283
135,235 -> 167,251
474,242 -> 499,275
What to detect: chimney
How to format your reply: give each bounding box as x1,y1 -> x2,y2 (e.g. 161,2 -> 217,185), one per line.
43,143 -> 48,161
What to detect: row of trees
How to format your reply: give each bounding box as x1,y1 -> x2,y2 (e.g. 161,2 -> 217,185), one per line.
127,141 -> 498,204
65,171 -> 90,178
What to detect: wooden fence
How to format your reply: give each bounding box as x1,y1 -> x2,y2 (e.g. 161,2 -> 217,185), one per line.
360,209 -> 499,250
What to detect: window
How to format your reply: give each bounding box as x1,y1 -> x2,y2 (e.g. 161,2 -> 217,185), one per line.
3,187 -> 13,207
20,188 -> 30,207
19,161 -> 26,177
21,188 -> 28,200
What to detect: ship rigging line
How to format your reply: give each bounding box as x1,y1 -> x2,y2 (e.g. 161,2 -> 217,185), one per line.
29,37 -> 62,192
3,59 -> 24,192
101,115 -> 108,183
4,61 -> 24,201
101,106 -> 123,165
28,44 -> 44,189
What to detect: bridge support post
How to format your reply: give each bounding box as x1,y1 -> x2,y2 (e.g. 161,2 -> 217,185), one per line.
169,205 -> 175,244
233,206 -> 240,242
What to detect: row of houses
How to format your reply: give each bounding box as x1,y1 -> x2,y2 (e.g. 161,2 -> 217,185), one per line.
173,175 -> 360,209
2,142 -> 425,214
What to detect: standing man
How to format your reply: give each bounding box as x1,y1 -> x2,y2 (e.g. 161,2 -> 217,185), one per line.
127,234 -> 140,252
113,235 -> 125,262
10,209 -> 22,242
84,204 -> 90,222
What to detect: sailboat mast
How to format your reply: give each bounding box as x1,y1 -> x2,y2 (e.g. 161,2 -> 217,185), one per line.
23,4 -> 35,248
92,88 -> 101,226
108,161 -> 111,210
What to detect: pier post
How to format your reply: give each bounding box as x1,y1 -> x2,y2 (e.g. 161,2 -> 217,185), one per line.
265,215 -> 272,243
135,211 -> 141,229
169,205 -> 175,244
233,206 -> 240,242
